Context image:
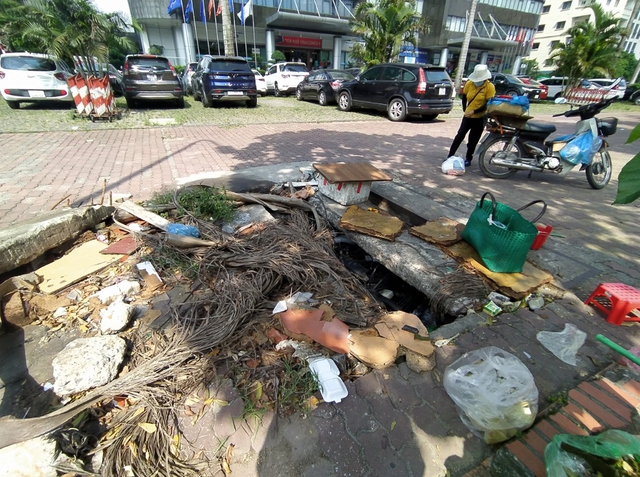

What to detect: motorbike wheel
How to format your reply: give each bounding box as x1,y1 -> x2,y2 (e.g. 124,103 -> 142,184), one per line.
478,137 -> 521,179
586,149 -> 612,189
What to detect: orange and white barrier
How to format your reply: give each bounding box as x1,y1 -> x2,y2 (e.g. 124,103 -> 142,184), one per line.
67,74 -> 93,115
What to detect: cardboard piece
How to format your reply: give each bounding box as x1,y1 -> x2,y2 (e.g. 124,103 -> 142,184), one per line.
447,241 -> 553,299
348,329 -> 399,369
410,218 -> 464,246
278,308 -> 350,354
136,261 -> 163,291
339,206 -> 404,241
374,311 -> 434,358
312,163 -> 392,183
35,241 -> 120,294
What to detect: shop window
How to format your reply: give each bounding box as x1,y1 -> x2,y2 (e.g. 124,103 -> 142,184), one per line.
561,1 -> 572,9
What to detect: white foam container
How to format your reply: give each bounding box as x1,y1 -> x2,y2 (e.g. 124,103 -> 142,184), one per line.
309,358 -> 348,403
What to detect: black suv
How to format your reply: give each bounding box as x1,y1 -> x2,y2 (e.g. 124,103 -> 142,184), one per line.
336,63 -> 453,121
122,55 -> 184,108
491,73 -> 541,99
192,56 -> 258,108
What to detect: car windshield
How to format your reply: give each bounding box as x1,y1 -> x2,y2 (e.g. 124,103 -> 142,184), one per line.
208,60 -> 251,72
328,71 -> 354,80
425,69 -> 450,81
130,58 -> 171,70
1,56 -> 56,71
505,74 -> 525,84
284,64 -> 307,73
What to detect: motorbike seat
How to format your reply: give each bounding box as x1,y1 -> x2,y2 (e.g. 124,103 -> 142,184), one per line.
522,121 -> 557,134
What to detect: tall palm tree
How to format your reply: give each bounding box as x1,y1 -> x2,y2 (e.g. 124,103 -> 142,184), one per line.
349,0 -> 429,67
549,3 -> 627,88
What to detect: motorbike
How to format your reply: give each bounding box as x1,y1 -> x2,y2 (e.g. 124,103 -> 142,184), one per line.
476,96 -> 617,189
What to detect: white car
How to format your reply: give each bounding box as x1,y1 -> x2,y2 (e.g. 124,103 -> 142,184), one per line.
538,77 -> 601,99
0,52 -> 73,109
588,78 -> 627,100
264,62 -> 309,96
252,69 -> 267,97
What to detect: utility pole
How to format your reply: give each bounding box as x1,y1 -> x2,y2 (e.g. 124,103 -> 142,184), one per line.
454,0 -> 479,93
221,0 -> 235,56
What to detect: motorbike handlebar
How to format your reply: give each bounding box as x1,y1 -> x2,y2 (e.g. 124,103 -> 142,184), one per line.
561,97 -> 614,119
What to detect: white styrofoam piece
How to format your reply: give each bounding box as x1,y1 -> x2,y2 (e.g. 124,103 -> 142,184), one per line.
309,358 -> 348,403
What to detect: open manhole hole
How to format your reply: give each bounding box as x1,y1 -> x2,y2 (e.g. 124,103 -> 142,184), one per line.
334,235 -> 461,331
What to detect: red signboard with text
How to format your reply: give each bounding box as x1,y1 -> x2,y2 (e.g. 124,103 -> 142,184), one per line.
276,36 -> 323,49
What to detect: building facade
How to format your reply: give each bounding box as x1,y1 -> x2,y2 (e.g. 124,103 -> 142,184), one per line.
128,0 -> 543,76
527,0 -> 640,76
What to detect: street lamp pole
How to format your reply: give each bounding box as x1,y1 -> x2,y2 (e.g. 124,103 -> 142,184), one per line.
454,0 -> 479,94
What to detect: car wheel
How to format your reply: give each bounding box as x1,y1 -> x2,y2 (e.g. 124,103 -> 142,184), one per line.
318,90 -> 327,106
246,96 -> 258,108
422,114 -> 438,121
193,85 -> 201,101
506,90 -> 519,97
261,92 -> 266,97
202,87 -> 211,108
6,101 -> 19,110
125,96 -> 135,109
388,98 -> 407,122
274,82 -> 281,97
337,91 -> 352,111
296,87 -> 302,101
634,95 -> 640,106
176,96 -> 185,108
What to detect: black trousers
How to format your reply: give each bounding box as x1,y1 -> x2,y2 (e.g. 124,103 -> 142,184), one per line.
448,116 -> 485,161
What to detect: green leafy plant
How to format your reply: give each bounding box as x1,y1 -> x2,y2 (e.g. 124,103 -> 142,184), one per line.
547,390 -> 569,406
176,187 -> 234,222
271,50 -> 286,63
149,44 -> 164,55
614,123 -> 640,205
277,358 -> 319,417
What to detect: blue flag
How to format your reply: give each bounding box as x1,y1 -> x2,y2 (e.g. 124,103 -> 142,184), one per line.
200,0 -> 206,23
167,0 -> 181,14
185,0 -> 193,22
229,0 -> 234,13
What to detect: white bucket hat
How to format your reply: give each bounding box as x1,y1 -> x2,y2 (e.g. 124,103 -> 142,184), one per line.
468,64 -> 491,82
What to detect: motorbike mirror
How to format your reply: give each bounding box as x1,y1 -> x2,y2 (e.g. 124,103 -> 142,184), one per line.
554,97 -> 568,104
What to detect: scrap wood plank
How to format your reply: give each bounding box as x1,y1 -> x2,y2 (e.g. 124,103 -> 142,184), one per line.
339,205 -> 404,241
117,200 -> 170,231
312,163 -> 392,183
35,240 -> 120,294
446,241 -> 553,299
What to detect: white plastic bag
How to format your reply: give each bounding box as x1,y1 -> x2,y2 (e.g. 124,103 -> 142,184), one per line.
443,346 -> 538,444
536,323 -> 586,366
441,156 -> 466,176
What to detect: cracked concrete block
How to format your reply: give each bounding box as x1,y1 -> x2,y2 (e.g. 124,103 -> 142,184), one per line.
0,206 -> 115,275
405,349 -> 436,373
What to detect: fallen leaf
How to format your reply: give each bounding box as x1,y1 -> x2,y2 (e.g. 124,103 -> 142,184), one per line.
184,406 -> 196,416
222,443 -> 235,476
138,422 -> 157,433
128,441 -> 138,457
128,407 -> 145,420
391,421 -> 396,431
245,359 -> 260,369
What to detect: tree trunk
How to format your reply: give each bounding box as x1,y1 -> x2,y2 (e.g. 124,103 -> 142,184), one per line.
221,0 -> 235,56
454,0 -> 479,93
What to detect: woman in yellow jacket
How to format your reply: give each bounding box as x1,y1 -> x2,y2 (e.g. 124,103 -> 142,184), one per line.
447,64 -> 496,167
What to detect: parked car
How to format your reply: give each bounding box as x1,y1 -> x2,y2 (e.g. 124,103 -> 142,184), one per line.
588,77 -> 627,100
264,62 -> 309,96
0,52 -> 73,109
491,73 -> 541,99
252,69 -> 267,96
518,77 -> 548,100
105,64 -> 124,96
538,77 -> 600,99
296,69 -> 355,106
181,62 -> 198,95
344,67 -> 364,77
192,56 -> 258,108
122,54 -> 184,108
336,63 -> 454,121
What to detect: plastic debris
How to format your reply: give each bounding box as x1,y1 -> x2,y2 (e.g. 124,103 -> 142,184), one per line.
309,357 -> 348,403
536,323 -> 586,366
166,223 -> 200,237
272,300 -> 287,314
483,301 -> 502,316
66,289 -> 83,303
434,333 -> 460,348
444,346 -> 538,444
527,295 -> 545,310
53,307 -> 68,319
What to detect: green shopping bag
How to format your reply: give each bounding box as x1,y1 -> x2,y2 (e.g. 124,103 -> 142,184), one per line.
461,192 -> 547,273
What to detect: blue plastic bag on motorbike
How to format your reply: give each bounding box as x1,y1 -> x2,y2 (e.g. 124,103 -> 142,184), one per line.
559,130 -> 602,165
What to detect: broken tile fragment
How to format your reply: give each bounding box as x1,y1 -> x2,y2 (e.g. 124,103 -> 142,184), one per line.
339,206 -> 404,241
